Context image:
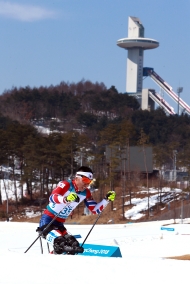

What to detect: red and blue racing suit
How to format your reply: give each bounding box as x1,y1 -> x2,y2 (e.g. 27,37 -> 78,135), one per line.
39,179 -> 109,236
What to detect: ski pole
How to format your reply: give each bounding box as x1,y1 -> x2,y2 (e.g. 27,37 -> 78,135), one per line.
81,201 -> 110,247
39,237 -> 43,254
81,211 -> 103,247
24,207 -> 65,253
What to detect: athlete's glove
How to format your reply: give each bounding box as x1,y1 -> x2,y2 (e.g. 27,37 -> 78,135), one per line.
105,191 -> 116,202
66,193 -> 79,203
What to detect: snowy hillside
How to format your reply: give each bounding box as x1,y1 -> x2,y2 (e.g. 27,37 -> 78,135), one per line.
0,174 -> 185,223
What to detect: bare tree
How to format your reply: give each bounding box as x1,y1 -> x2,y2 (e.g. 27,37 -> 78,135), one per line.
138,129 -> 150,218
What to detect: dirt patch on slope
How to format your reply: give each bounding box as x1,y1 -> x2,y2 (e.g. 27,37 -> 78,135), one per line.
165,255 -> 190,260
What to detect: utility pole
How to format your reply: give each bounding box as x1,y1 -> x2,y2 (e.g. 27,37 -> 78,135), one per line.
123,153 -> 126,220
181,197 -> 184,224
71,133 -> 75,176
173,150 -> 177,182
177,87 -> 183,115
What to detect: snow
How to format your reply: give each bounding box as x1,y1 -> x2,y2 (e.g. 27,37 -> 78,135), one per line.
1,178 -> 189,283
1,220 -> 190,284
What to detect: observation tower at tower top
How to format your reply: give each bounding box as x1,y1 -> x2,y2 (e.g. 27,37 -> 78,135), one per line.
117,16 -> 159,94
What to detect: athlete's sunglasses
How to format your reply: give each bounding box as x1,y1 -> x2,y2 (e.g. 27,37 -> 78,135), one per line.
79,175 -> 92,185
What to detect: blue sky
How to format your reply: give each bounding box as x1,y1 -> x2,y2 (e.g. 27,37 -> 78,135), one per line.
0,0 -> 189,112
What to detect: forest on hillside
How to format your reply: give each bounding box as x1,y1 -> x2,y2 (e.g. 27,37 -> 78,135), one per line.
0,80 -> 190,211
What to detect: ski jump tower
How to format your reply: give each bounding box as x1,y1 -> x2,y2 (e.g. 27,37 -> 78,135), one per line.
117,16 -> 159,110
